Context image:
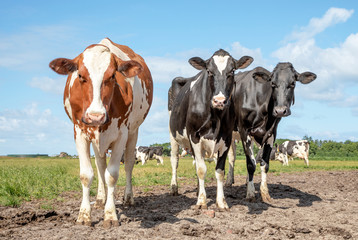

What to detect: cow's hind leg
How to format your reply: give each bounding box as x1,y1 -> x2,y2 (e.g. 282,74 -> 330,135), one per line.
225,139 -> 236,187
169,132 -> 180,195
92,144 -> 107,209
192,141 -> 207,209
123,129 -> 139,207
75,129 -> 93,226
259,136 -> 274,202
241,134 -> 256,200
216,149 -> 230,210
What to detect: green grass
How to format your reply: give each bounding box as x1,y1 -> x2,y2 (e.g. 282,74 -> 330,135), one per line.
0,156 -> 357,207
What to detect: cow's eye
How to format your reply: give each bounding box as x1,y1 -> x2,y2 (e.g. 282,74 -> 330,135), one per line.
271,82 -> 277,88
103,78 -> 113,85
207,71 -> 213,77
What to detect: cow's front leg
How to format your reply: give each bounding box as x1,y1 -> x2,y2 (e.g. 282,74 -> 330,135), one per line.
192,142 -> 207,209
216,150 -> 229,210
259,136 -> 274,202
75,127 -> 93,226
169,132 -> 180,195
92,144 -> 107,209
103,130 -> 128,228
241,134 -> 256,200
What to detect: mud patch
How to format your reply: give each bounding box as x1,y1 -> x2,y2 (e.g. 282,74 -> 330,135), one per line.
0,171 -> 357,239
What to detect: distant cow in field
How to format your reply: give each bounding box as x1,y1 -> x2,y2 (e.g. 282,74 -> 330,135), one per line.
136,146 -> 164,165
168,49 -> 253,209
49,38 -> 153,228
225,63 -> 316,203
276,140 -> 310,166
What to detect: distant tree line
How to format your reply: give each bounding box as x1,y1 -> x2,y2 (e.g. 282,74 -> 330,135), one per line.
150,136 -> 358,159
302,136 -> 358,158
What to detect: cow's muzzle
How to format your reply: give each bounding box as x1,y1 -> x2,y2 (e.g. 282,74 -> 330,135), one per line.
82,112 -> 108,126
273,106 -> 291,117
212,96 -> 228,110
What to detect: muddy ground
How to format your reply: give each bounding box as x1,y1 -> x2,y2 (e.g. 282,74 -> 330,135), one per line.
1,170 -> 357,239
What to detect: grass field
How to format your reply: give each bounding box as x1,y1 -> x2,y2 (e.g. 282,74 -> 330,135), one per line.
1,156 -> 357,207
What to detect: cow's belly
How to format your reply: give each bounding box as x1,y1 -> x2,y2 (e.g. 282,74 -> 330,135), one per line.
202,137 -> 228,158
291,146 -> 307,159
190,136 -> 228,159
291,151 -> 307,159
173,128 -> 191,150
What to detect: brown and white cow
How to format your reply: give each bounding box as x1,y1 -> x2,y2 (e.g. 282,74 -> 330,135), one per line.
49,38 -> 153,228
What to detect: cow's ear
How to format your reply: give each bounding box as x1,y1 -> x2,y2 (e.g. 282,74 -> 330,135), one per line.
297,72 -> 316,84
117,59 -> 143,78
189,57 -> 206,70
235,56 -> 254,69
252,71 -> 270,83
49,58 -> 77,75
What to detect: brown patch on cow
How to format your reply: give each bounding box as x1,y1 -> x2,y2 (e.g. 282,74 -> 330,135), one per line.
197,167 -> 206,180
106,174 -> 117,186
80,175 -> 90,187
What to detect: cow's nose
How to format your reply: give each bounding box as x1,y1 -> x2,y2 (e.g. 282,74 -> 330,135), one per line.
212,96 -> 227,109
274,106 -> 291,117
87,112 -> 106,124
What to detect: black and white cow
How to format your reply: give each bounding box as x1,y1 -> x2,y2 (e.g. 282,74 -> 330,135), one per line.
276,140 -> 310,166
168,49 -> 253,209
226,63 -> 316,202
135,146 -> 164,165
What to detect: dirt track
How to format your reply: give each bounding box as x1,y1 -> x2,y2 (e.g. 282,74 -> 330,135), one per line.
1,170 -> 357,239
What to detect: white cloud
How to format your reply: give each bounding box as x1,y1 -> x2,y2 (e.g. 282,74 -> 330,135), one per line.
271,8 -> 358,116
138,95 -> 170,146
230,42 -> 268,68
30,76 -> 65,95
0,103 -> 74,155
286,7 -> 354,42
0,24 -> 80,71
146,56 -> 198,83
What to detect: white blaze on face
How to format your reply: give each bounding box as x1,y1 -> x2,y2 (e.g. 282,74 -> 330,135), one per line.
213,91 -> 225,100
82,46 -> 111,116
212,55 -> 229,75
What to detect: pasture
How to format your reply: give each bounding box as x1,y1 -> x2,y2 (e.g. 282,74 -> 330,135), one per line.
1,156 -> 358,239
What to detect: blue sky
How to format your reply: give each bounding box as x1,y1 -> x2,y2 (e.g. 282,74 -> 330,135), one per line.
1,1 -> 357,155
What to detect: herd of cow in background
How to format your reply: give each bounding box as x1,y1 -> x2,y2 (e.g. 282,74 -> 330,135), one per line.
49,38 -> 316,227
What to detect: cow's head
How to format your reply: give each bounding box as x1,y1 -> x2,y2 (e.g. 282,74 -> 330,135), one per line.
189,49 -> 253,110
49,44 -> 142,126
253,62 -> 316,118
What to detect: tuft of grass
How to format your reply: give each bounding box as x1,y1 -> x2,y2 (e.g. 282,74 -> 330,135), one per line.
0,158 -> 81,207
